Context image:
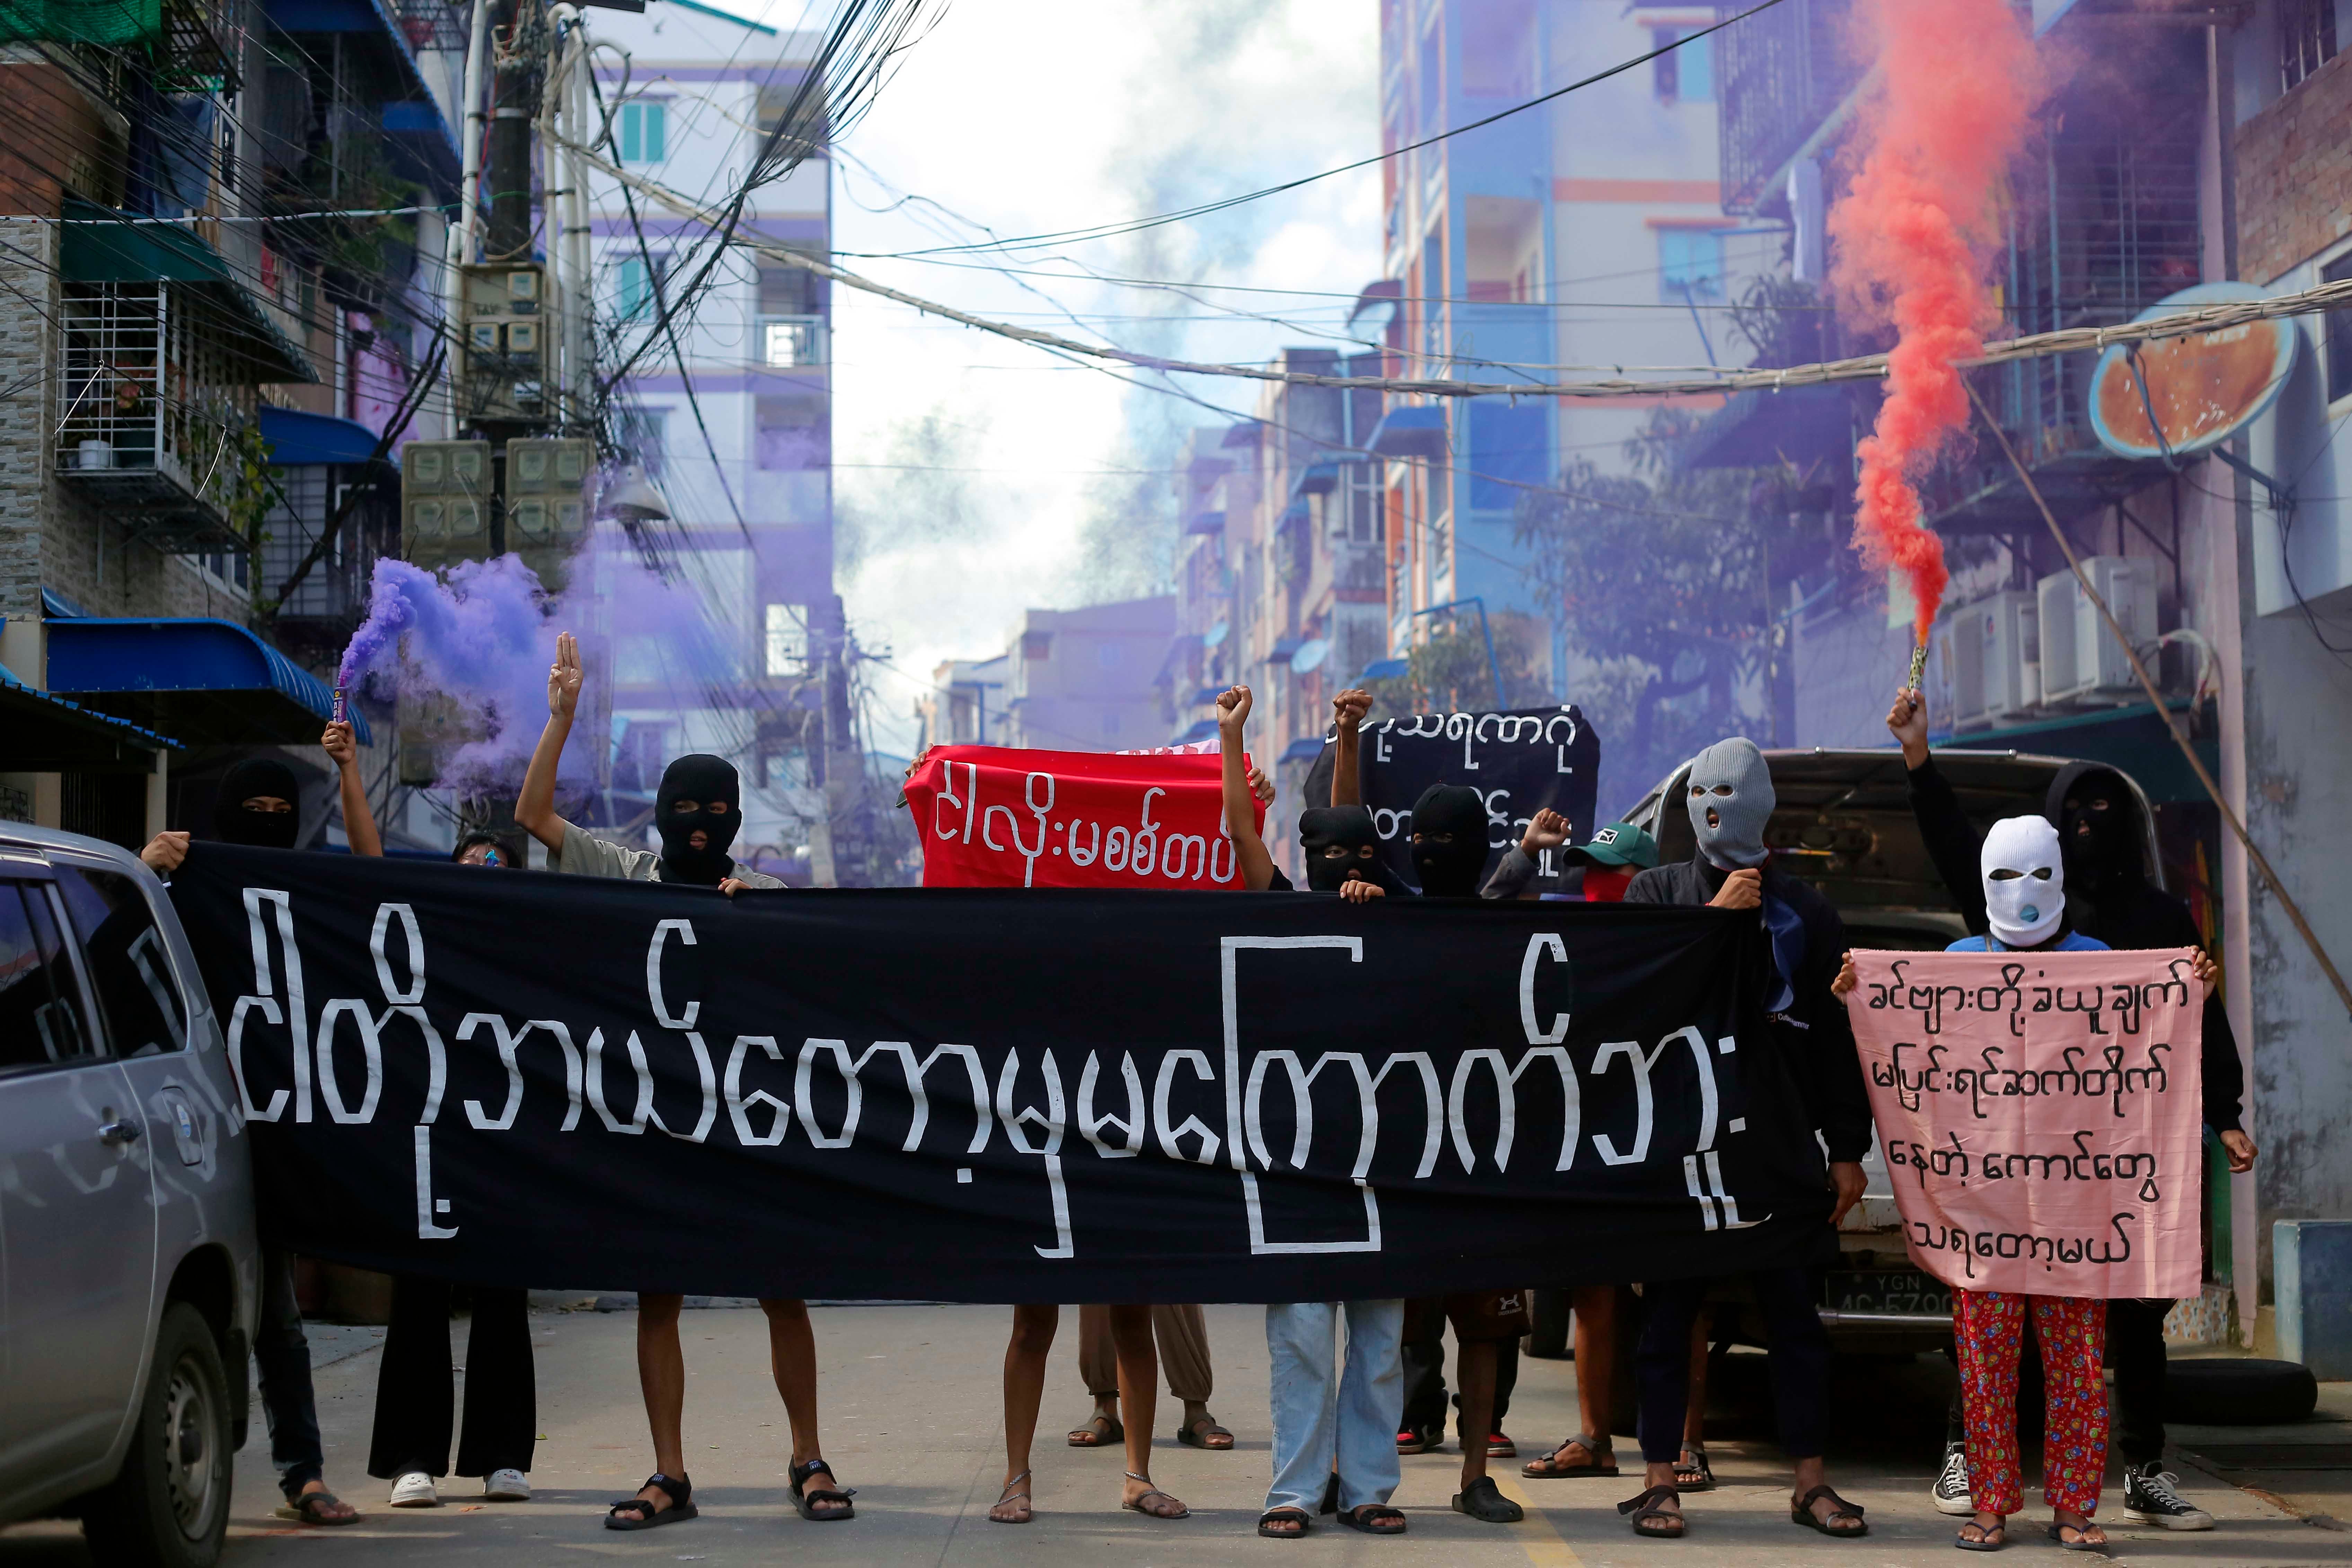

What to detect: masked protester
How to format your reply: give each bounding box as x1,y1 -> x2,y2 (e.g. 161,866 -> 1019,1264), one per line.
135,732 -> 372,1526
1886,690 -> 2246,1534
514,634 -> 850,1533
1607,736 -> 1869,1542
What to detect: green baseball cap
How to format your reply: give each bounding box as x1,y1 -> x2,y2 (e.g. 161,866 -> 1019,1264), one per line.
1569,821 -> 1658,869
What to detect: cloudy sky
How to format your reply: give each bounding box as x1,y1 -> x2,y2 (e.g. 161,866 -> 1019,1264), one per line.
794,0 -> 1383,755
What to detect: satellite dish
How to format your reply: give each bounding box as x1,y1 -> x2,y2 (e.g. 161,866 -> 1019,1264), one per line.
2088,282 -> 2298,461
1290,637 -> 1330,675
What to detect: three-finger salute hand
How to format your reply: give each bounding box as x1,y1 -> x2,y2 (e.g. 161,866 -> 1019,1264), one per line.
549,631 -> 583,720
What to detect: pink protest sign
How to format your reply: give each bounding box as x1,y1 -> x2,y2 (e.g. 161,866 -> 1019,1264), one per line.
1844,949 -> 2205,1300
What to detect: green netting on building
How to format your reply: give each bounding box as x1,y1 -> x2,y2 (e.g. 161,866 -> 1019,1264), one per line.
0,0 -> 161,45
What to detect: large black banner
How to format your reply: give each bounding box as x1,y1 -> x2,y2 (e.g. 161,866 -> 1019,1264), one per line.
1303,706 -> 1602,893
173,845 -> 1827,1302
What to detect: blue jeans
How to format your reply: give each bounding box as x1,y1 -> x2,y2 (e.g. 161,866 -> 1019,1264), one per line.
1263,1301 -> 1405,1514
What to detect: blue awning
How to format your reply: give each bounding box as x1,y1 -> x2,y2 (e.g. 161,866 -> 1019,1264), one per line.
260,406 -> 395,468
1189,685 -> 1226,706
1172,719 -> 1217,745
1265,635 -> 1302,664
1361,657 -> 1410,681
1292,460 -> 1342,496
1203,622 -> 1228,648
0,655 -> 180,770
1368,406 -> 1449,460
1280,736 -> 1325,764
1219,421 -> 1263,449
46,617 -> 371,745
1280,497 -> 1310,525
1185,508 -> 1226,537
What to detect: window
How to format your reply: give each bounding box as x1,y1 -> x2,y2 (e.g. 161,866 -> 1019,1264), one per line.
765,602 -> 810,676
54,865 -> 186,1056
2281,0 -> 2338,93
1654,28 -> 1712,102
1469,400 -> 1549,510
0,882 -> 94,1071
623,406 -> 669,473
615,252 -> 670,320
758,263 -> 818,317
1659,228 -> 1724,298
2328,252 -> 2352,403
615,100 -> 667,165
1023,630 -> 1053,661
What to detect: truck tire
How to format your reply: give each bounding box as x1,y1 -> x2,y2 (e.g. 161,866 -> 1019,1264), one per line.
80,1303 -> 232,1568
2165,1358 -> 2319,1427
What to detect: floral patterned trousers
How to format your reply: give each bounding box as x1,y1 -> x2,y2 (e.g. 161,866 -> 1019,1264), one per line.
1954,1290 -> 2107,1517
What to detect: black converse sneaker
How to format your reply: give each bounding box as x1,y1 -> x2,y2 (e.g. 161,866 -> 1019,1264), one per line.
1931,1444 -> 1974,1515
2121,1463 -> 2215,1530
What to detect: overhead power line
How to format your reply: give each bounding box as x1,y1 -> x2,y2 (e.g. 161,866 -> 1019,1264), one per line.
832,0 -> 1790,259
567,143 -> 2352,400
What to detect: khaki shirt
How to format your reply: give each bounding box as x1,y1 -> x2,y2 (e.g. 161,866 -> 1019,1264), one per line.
551,820 -> 786,888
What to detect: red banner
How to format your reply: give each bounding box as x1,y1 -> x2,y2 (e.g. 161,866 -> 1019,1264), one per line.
906,745 -> 1262,890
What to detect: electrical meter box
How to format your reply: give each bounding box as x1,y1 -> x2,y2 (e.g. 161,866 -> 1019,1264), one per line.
505,437 -> 595,595
399,439 -> 491,572
460,263 -> 547,422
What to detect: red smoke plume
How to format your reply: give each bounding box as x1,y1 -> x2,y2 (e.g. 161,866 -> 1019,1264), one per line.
1828,0 -> 2037,642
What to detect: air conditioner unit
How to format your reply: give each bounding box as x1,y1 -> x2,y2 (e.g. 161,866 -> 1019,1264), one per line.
1940,589 -> 2040,729
2037,557 -> 2159,703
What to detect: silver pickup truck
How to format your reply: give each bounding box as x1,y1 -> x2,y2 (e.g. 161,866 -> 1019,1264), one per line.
0,822 -> 258,1568
1620,746 -> 2166,1356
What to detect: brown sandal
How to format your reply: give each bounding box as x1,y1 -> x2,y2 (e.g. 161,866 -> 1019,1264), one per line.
275,1489 -> 360,1526
1524,1434 -> 1619,1478
1068,1412 -> 1124,1447
1619,1483 -> 1685,1539
1176,1414 -> 1233,1450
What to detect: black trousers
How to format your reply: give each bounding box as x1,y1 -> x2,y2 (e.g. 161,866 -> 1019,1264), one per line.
367,1277 -> 537,1480
1400,1319 -> 1518,1438
253,1245 -> 324,1500
1942,1297 -> 2167,1465
1637,1268 -> 1828,1463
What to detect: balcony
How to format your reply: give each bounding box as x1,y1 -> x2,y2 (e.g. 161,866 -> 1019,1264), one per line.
1716,0 -> 1861,215
756,315 -> 827,369
55,284 -> 260,549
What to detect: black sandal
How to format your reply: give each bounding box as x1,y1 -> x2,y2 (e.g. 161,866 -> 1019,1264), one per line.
1619,1483 -> 1685,1539
606,1472 -> 695,1531
790,1457 -> 856,1521
1524,1433 -> 1619,1479
1338,1503 -> 1408,1534
1258,1506 -> 1312,1538
1792,1484 -> 1867,1538
1453,1475 -> 1525,1523
1675,1442 -> 1715,1491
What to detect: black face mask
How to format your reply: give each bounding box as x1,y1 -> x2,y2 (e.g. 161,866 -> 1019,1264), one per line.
213,758 -> 301,849
2059,774 -> 2138,889
655,754 -> 742,885
1409,784 -> 1490,897
1298,806 -> 1382,893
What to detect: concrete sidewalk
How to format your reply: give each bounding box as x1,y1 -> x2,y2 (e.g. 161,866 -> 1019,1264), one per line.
6,1301 -> 2349,1566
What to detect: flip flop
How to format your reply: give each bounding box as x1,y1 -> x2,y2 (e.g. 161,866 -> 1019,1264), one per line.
1954,1519 -> 2006,1552
1175,1414 -> 1233,1450
273,1490 -> 359,1526
2046,1522 -> 2110,1554
989,1470 -> 1032,1525
1523,1434 -> 1619,1479
1068,1412 -> 1124,1447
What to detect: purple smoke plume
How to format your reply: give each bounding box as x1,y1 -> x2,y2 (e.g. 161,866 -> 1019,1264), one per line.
339,530 -> 739,796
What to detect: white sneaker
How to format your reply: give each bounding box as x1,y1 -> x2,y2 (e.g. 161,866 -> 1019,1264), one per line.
2120,1463 -> 2215,1530
1931,1446 -> 1974,1515
389,1471 -> 439,1508
483,1468 -> 531,1502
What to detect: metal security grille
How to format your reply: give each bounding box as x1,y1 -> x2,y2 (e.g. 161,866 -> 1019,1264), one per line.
55,282 -> 253,546
1715,0 -> 1860,215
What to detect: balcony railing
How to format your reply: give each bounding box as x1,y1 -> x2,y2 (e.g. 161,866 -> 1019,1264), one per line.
756,315 -> 827,369
1717,0 -> 1860,215
55,282 -> 254,549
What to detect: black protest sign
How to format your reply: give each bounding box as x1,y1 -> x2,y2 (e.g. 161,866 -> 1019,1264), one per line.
1303,706 -> 1602,893
172,844 -> 1827,1303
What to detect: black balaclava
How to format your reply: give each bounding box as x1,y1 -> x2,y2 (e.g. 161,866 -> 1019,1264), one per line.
1409,784 -> 1490,897
2046,762 -> 2143,895
655,753 -> 742,885
213,758 -> 301,849
1298,805 -> 1382,893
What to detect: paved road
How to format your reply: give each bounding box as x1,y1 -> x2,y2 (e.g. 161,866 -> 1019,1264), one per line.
6,1301 -> 2350,1566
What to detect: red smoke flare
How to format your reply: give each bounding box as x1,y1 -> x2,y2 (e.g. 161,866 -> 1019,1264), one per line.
1828,0 -> 2037,641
